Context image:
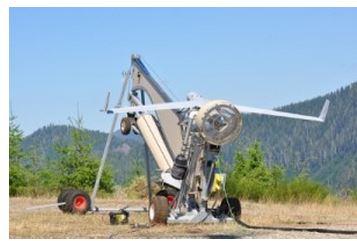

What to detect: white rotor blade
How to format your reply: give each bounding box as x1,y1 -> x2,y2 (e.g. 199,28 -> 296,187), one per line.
107,99 -> 207,114
236,99 -> 330,122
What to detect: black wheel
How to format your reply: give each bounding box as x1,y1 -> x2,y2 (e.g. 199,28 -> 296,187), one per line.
156,186 -> 178,207
64,189 -> 91,215
156,190 -> 169,197
149,196 -> 169,224
57,188 -> 75,212
156,186 -> 178,197
219,197 -> 241,221
120,117 -> 131,135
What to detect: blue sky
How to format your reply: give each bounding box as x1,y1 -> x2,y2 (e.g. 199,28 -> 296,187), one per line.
10,8 -> 357,135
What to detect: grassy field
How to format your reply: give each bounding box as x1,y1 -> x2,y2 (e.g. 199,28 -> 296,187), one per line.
9,196 -> 357,238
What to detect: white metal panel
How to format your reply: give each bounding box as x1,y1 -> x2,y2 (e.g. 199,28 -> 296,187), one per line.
136,114 -> 174,171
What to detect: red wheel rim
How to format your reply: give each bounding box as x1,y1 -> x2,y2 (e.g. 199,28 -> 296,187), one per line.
73,195 -> 87,210
167,195 -> 175,206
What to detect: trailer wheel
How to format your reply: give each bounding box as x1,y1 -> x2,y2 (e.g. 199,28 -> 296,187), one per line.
57,188 -> 75,212
120,117 -> 131,135
219,197 -> 241,221
156,189 -> 177,207
149,196 -> 169,224
65,189 -> 91,215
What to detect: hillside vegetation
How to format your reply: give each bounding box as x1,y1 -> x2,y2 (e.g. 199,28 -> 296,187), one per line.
10,116 -> 115,196
19,82 -> 357,192
22,125 -> 146,185
226,142 -> 330,203
224,82 -> 357,190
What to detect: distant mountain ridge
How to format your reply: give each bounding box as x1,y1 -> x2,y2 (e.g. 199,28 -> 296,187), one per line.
22,82 -> 357,189
22,125 -> 145,184
223,82 -> 357,189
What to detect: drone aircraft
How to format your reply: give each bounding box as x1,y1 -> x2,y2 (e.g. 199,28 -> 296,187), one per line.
56,54 -> 329,225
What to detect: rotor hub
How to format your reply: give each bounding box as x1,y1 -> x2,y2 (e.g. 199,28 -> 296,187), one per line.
195,100 -> 242,145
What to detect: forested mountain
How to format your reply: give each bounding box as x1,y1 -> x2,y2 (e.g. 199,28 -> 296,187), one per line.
22,125 -> 146,184
22,82 -> 357,189
223,82 -> 357,190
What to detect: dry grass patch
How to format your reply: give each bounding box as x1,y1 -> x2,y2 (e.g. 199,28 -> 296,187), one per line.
9,196 -> 357,238
242,200 -> 357,229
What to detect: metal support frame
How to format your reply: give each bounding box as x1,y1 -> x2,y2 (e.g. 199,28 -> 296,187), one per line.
129,92 -> 157,221
90,71 -> 130,210
140,89 -> 153,214
175,141 -> 203,211
181,116 -> 194,158
88,57 -> 237,224
92,206 -> 147,213
86,56 -> 329,225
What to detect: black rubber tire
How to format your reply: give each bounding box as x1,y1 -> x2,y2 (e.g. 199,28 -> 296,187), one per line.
57,188 -> 75,212
155,186 -> 178,197
155,190 -> 169,197
64,189 -> 91,215
149,196 -> 169,224
120,117 -> 131,135
156,188 -> 178,208
219,197 -> 241,221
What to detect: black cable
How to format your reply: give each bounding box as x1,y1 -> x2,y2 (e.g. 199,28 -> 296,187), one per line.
216,158 -> 357,236
236,219 -> 357,235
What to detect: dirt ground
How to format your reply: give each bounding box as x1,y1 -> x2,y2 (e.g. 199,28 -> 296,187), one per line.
9,196 -> 357,238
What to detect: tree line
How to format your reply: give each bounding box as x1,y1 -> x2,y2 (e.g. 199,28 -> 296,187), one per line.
223,82 -> 357,190
9,115 -> 115,196
9,115 -> 357,203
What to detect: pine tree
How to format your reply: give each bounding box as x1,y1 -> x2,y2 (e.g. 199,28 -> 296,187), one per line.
9,115 -> 24,163
55,116 -> 115,193
9,115 -> 28,196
